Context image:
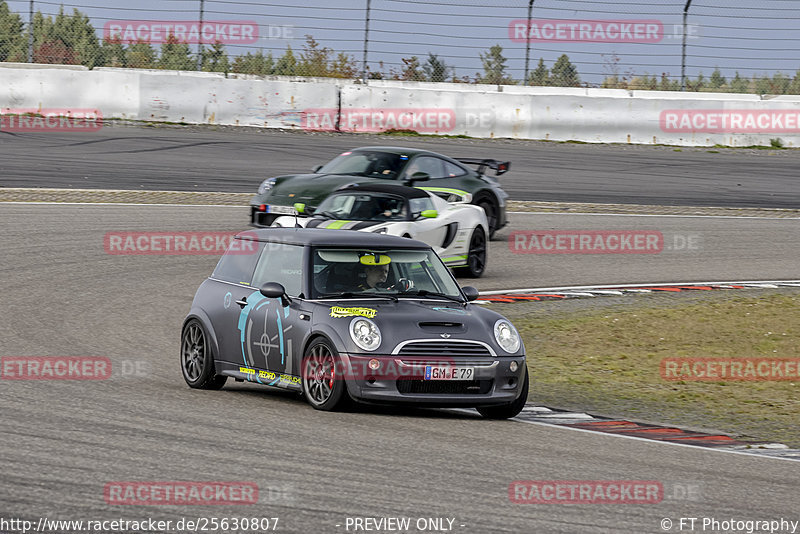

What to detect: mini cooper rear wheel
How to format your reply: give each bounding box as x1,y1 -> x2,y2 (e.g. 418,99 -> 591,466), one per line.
477,366 -> 528,420
302,338 -> 349,411
457,226 -> 486,278
181,319 -> 227,390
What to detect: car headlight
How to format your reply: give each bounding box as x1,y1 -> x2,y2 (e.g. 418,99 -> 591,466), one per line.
350,318 -> 381,351
494,319 -> 520,354
258,178 -> 277,195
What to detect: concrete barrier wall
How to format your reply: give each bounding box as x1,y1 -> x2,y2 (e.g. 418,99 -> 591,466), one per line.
2,64 -> 800,147
0,65 -> 338,128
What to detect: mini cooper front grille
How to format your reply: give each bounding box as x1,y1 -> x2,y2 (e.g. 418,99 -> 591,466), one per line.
396,379 -> 493,395
396,341 -> 492,357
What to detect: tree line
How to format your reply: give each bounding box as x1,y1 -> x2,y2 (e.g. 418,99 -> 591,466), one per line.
1,2 -> 799,94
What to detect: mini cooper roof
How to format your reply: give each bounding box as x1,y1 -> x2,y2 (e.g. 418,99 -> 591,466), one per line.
334,182 -> 430,199
236,227 -> 429,248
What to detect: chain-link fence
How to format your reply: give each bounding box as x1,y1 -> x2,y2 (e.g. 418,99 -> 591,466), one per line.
2,0 -> 800,93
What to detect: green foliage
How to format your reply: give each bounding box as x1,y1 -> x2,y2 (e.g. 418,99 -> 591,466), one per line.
297,35 -> 329,76
232,51 -> 274,76
31,7 -> 101,67
788,71 -> 800,95
274,45 -> 297,75
709,68 -> 726,89
660,73 -> 679,91
201,41 -> 229,73
100,36 -> 126,67
550,54 -> 579,87
423,53 -> 451,83
730,72 -> 750,93
329,52 -> 357,79
126,40 -> 157,69
399,56 -> 425,81
0,1 -> 25,62
477,44 -> 515,85
527,58 -> 549,86
158,34 -> 195,71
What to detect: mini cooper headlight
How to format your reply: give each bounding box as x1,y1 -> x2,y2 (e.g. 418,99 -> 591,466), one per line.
494,319 -> 521,354
350,318 -> 381,351
258,178 -> 277,195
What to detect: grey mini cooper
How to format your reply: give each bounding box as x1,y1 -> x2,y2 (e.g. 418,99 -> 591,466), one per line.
181,228 -> 528,419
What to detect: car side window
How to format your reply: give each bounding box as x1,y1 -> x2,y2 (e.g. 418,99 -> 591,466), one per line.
443,160 -> 468,178
252,243 -> 305,296
405,156 -> 446,179
211,238 -> 265,285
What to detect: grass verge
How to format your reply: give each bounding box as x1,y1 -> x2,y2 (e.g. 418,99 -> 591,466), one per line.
513,293 -> 800,447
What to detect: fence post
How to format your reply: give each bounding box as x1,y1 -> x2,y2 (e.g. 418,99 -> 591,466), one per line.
523,0 -> 534,84
27,0 -> 34,63
197,0 -> 205,71
362,0 -> 371,83
680,0 -> 693,91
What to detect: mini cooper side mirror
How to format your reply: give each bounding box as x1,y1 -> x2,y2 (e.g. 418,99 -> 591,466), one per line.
461,286 -> 479,301
312,165 -> 323,173
260,282 -> 291,306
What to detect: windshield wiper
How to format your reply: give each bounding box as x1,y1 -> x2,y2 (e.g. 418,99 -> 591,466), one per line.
401,290 -> 465,304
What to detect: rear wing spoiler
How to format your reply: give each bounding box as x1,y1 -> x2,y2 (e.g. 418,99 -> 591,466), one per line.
455,158 -> 510,176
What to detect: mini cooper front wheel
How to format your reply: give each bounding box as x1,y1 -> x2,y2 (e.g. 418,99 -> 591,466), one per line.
477,367 -> 528,420
302,338 -> 349,411
181,319 -> 227,390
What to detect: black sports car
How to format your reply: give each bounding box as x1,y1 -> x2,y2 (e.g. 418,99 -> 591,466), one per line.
181,228 -> 528,418
249,146 -> 511,238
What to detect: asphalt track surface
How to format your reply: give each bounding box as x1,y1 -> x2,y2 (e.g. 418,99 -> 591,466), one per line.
2,125 -> 800,207
2,203 -> 799,533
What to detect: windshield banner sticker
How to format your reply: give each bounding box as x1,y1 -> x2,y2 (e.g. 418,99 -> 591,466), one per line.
329,306 -> 377,319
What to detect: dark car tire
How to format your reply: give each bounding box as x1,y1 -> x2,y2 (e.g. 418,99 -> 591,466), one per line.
474,193 -> 499,239
477,367 -> 528,420
456,227 -> 487,278
302,338 -> 350,411
181,319 -> 227,390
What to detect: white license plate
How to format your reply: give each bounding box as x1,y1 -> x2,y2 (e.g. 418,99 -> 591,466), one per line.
267,205 -> 295,215
424,366 -> 474,381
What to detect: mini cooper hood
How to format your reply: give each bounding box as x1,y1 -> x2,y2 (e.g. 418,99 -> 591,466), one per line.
255,173 -> 385,206
317,298 -> 518,355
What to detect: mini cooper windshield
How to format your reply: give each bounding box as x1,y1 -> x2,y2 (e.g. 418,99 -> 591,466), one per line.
312,247 -> 463,300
